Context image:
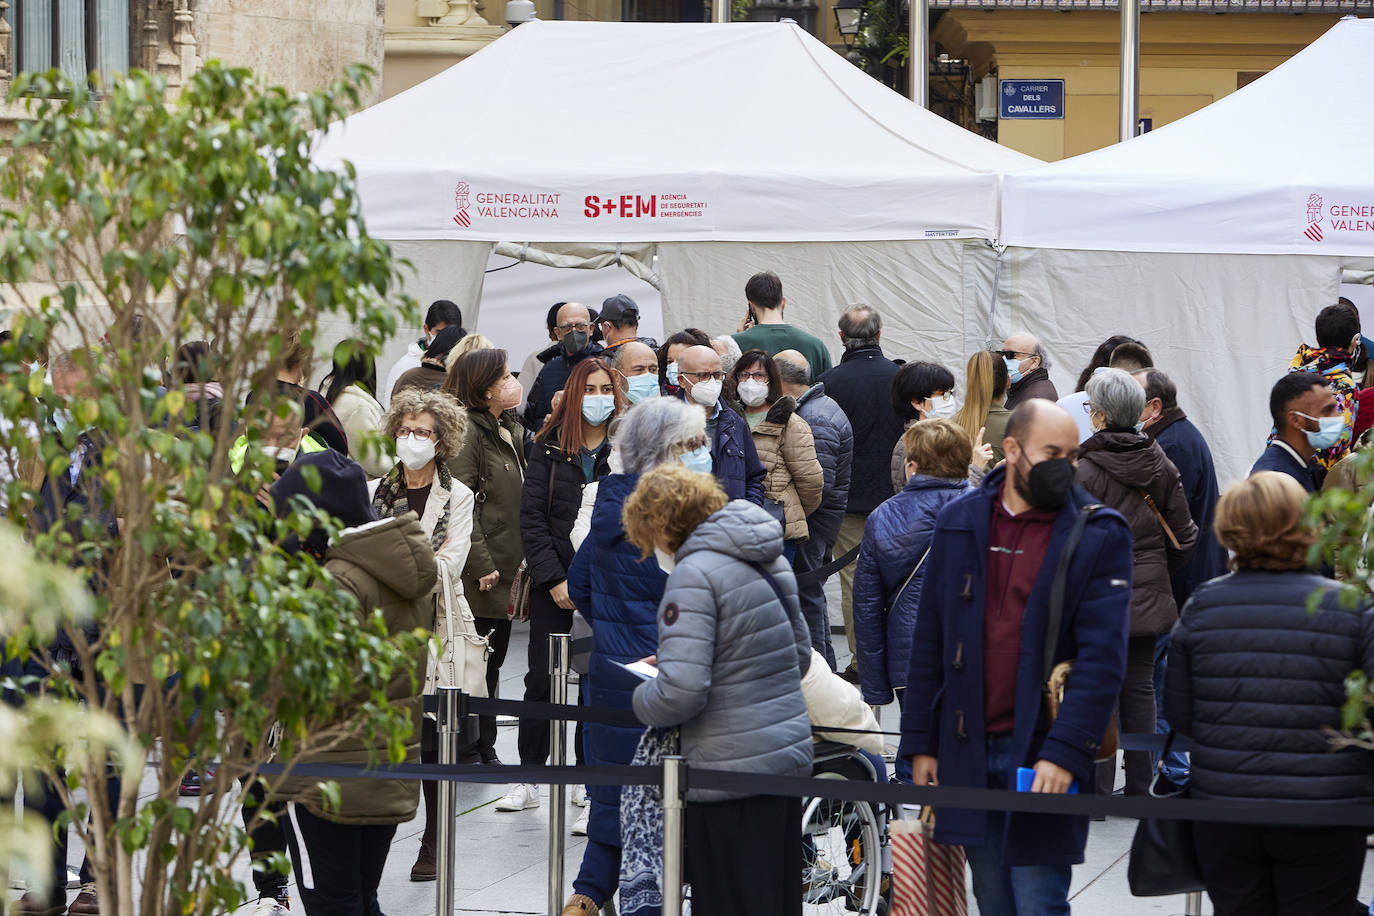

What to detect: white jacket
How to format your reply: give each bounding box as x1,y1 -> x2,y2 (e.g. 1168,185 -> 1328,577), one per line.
331,385 -> 391,479
380,340 -> 424,410
801,649 -> 884,754
368,473 -> 487,697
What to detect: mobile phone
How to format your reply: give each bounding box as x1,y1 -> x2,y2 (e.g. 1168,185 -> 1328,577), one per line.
1016,766 -> 1078,794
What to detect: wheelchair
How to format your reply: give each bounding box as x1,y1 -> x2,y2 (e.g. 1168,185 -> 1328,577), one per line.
802,741 -> 901,916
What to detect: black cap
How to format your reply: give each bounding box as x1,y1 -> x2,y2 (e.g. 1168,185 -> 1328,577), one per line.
599,294 -> 639,324
270,449 -> 376,530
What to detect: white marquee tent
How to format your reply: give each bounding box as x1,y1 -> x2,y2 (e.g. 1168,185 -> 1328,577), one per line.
312,20 -> 1037,386
995,16 -> 1374,483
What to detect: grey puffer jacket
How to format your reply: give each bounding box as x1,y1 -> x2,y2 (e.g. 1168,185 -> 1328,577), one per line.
633,500 -> 814,802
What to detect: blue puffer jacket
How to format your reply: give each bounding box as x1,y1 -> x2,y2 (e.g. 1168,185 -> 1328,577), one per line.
1165,570 -> 1374,805
794,383 -> 853,549
852,474 -> 967,705
566,473 -> 665,846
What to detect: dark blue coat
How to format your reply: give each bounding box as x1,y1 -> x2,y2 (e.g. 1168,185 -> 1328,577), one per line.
794,383 -> 853,549
1149,409 -> 1226,609
1166,570 -> 1374,805
818,345 -> 903,514
898,467 -> 1133,866
708,402 -> 766,506
1250,441 -> 1323,493
852,474 -> 967,705
566,473 -> 665,846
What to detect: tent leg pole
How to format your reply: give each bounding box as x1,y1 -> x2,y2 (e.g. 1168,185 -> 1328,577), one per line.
1119,0 -> 1139,141
909,0 -> 928,108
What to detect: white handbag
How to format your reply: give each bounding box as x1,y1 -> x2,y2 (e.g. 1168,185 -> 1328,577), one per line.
426,560 -> 491,706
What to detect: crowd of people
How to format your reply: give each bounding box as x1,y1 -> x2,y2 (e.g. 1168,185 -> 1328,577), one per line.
9,273 -> 1374,916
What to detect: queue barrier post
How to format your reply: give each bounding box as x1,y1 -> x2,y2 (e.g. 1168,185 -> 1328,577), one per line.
661,755 -> 686,916
435,687 -> 464,916
1184,891 -> 1203,916
548,633 -> 572,916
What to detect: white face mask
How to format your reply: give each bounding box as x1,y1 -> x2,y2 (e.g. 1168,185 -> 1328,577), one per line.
654,546 -> 676,573
263,445 -> 298,466
737,378 -> 769,408
396,434 -> 436,471
927,392 -> 958,420
688,378 -> 722,408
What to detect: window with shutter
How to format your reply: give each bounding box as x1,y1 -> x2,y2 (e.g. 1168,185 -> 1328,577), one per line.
12,0 -> 131,82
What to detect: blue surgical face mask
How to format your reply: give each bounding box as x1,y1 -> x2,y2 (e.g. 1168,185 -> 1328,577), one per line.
1004,356 -> 1024,385
626,373 -> 660,404
1295,411 -> 1344,450
665,362 -> 679,387
581,394 -> 615,427
680,444 -> 712,474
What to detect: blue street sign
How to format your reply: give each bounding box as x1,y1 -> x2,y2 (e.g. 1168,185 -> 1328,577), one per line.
999,79 -> 1065,120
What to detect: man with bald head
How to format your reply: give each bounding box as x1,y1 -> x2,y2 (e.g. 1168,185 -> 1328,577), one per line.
610,340 -> 661,404
1002,333 -> 1059,409
675,344 -> 765,504
900,399 -> 1132,914
524,301 -> 604,431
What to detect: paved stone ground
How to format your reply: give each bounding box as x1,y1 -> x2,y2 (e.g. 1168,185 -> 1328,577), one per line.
13,586 -> 1374,915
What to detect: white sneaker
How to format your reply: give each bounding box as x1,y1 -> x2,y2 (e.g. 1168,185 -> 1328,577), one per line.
571,806 -> 589,836
571,784 -> 589,807
495,783 -> 541,811
251,896 -> 291,916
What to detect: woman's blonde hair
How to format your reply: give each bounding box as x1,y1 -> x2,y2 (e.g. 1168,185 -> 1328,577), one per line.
383,387 -> 468,460
622,463 -> 728,559
447,333 -> 496,368
953,349 -> 997,446
1215,471 -> 1315,571
903,419 -> 972,480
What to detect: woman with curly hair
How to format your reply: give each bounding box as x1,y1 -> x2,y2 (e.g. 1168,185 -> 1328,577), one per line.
367,387 -> 479,882
1166,470 -> 1374,916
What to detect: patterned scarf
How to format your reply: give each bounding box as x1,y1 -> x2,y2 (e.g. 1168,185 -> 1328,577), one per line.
370,460 -> 452,553
619,726 -> 679,916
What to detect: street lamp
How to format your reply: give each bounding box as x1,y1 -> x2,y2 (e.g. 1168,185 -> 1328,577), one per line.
832,0 -> 864,47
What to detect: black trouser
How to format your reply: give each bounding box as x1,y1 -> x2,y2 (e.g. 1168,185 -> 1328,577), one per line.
792,536 -> 837,670
457,617 -> 512,762
685,794 -> 802,916
517,590 -> 585,767
241,776 -> 290,899
1193,822 -> 1367,916
286,805 -> 397,916
1095,634 -> 1158,796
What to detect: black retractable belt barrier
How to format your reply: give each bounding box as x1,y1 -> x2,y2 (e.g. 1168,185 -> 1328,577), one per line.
256,761 -> 662,787
795,544 -> 862,587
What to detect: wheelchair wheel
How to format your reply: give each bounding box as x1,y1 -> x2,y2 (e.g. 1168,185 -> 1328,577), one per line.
801,776 -> 884,915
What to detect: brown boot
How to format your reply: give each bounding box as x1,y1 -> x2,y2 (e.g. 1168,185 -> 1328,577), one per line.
409,843 -> 437,882
66,884 -> 100,916
560,894 -> 598,916
11,892 -> 66,916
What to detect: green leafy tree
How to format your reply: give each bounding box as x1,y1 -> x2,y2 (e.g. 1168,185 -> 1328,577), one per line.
0,63 -> 426,915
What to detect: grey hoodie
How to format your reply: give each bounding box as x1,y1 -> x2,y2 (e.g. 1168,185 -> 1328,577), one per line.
633,500 -> 814,801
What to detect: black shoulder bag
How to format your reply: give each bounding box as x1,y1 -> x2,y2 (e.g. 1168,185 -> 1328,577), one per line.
1127,731 -> 1205,896
1041,503 -> 1120,763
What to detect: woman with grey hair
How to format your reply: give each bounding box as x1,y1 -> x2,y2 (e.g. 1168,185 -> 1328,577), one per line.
558,397 -> 708,916
367,387 -> 481,881
1076,367 -> 1197,796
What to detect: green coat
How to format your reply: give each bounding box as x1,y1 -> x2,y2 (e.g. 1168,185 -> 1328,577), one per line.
445,408 -> 527,619
282,514 -> 436,825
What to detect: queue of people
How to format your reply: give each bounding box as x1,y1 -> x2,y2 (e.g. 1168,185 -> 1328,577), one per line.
12,271 -> 1374,916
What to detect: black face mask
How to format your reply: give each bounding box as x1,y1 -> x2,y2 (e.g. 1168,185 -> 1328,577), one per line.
562,329 -> 589,356
1013,452 -> 1076,511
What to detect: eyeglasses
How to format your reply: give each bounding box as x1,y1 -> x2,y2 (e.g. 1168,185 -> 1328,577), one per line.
680,371 -> 727,382
1000,350 -> 1033,360
557,322 -> 591,333
397,427 -> 436,441
737,371 -> 769,382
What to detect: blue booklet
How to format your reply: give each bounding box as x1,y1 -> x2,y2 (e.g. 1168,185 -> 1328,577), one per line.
1016,766 -> 1079,794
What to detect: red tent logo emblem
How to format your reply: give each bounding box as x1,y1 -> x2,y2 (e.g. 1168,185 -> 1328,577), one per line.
1305,193 -> 1324,242
453,181 -> 471,228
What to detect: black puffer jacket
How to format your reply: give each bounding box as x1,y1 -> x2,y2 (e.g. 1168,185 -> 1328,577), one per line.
520,430 -> 612,590
1166,570 -> 1374,804
1076,429 -> 1198,635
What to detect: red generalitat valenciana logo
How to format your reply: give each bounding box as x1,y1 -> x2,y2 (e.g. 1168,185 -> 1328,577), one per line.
1305,193 -> 1323,242
584,194 -> 658,218
453,181 -> 471,228
663,602 -> 679,626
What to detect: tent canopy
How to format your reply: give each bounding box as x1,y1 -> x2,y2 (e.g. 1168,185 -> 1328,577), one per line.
1001,17 -> 1374,256
314,20 -> 1037,243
